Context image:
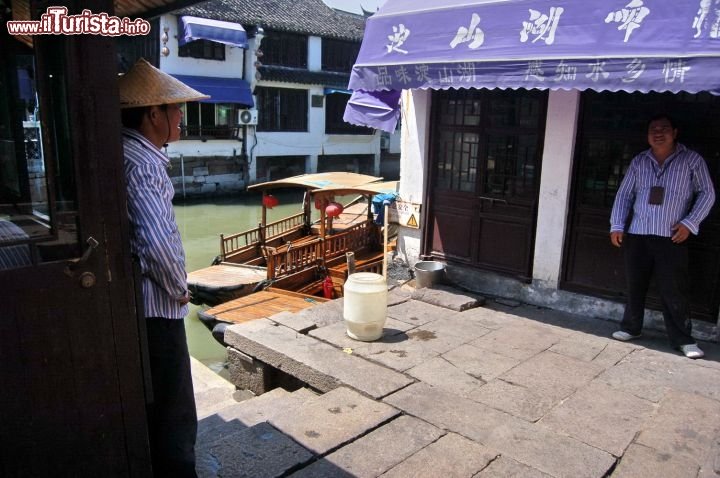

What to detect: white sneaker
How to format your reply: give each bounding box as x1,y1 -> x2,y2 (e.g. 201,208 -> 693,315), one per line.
680,344 -> 704,359
612,330 -> 641,342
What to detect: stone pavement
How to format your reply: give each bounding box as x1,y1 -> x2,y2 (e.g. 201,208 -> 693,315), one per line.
194,285 -> 720,478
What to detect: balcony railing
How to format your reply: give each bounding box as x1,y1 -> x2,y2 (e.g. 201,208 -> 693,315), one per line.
181,125 -> 240,140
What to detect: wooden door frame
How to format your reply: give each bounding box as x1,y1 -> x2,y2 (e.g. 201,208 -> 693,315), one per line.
420,89 -> 547,280
0,1 -> 151,474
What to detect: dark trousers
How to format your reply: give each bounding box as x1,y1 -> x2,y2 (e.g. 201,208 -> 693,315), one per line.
146,318 -> 198,478
620,234 -> 694,347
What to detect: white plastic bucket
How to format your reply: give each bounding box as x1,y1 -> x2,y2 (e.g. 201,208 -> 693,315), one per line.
414,261 -> 446,288
343,272 -> 387,341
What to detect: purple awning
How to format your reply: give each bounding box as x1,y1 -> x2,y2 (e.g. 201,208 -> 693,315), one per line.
345,0 -> 720,131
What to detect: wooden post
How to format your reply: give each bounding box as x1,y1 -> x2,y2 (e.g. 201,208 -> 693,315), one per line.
319,197 -> 326,238
383,203 -> 389,281
261,191 -> 267,232
346,252 -> 356,275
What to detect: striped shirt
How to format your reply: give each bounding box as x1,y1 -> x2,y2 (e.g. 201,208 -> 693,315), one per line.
0,219 -> 32,270
610,143 -> 716,237
123,128 -> 188,319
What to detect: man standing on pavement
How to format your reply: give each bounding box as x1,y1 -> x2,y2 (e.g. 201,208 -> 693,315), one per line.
118,59 -> 209,476
610,113 -> 715,359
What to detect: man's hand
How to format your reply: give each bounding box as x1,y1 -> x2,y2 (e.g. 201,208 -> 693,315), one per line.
671,223 -> 690,243
610,231 -> 624,247
178,290 -> 190,305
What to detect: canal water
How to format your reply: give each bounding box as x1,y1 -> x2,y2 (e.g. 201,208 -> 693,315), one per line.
174,191 -> 305,372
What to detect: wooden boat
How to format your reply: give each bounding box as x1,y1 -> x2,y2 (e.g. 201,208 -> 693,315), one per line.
195,179 -> 400,342
187,172 -> 397,306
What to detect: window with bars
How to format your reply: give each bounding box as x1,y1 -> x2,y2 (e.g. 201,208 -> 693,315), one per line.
433,89 -> 546,198
325,93 -> 373,135
181,102 -> 239,139
178,39 -> 225,61
256,87 -> 308,132
321,38 -> 360,72
262,31 -> 307,68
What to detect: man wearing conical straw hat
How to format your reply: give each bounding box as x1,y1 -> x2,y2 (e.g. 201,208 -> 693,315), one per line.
119,58 -> 209,477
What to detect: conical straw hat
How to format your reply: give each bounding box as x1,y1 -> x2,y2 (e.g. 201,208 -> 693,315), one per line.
119,58 -> 210,108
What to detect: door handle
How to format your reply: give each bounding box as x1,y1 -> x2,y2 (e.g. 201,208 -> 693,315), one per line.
64,236 -> 99,276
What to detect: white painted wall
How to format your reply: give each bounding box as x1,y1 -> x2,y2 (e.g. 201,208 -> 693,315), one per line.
397,89 -> 431,265
308,36 -> 322,71
532,90 -> 580,286
158,16 -> 381,183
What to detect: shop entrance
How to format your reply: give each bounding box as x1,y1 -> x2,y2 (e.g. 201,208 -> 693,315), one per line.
562,91 -> 720,322
425,89 -> 547,281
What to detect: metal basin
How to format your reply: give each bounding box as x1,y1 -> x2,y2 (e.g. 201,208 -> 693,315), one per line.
414,261 -> 446,288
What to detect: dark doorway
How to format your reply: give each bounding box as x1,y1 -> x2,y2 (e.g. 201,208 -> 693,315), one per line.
425,89 -> 548,281
562,91 -> 720,322
0,4 -> 151,475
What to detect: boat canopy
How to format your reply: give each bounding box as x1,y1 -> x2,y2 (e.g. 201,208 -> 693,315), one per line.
312,180 -> 400,198
248,172 -> 383,191
344,0 -> 720,132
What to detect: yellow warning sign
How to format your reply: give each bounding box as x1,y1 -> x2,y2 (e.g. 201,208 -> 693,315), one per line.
388,200 -> 421,229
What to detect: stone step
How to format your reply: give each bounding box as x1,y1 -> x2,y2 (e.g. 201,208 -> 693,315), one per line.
268,386 -> 400,456
197,421 -> 314,478
191,357 -> 252,420
197,386 -> 318,446
224,318 -> 414,399
197,387 -> 397,478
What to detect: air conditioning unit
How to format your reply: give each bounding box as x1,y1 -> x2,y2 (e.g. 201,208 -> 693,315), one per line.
238,109 -> 258,126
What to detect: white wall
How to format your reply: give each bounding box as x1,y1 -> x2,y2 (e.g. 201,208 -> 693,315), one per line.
159,17 -> 381,183
397,89 -> 431,265
308,36 -> 322,71
532,90 -> 580,285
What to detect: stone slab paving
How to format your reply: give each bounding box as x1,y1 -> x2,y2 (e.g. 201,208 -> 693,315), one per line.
410,285 -> 484,311
497,350 -> 606,403
291,415 -> 444,478
384,382 -> 525,445
635,389 -> 720,464
309,321 -> 449,372
595,359 -> 673,403
457,306 -> 526,330
268,310 -> 316,333
224,319 -> 413,398
473,456 -> 552,478
471,378 -> 558,422
200,421 -> 314,478
406,356 -> 487,399
612,443 -> 700,478
539,381 -> 657,457
419,314 -> 494,343
380,432 -> 498,478
292,299 -> 345,328
469,323 -> 568,361
442,343 -> 522,382
386,299 -> 451,326
197,387 -> 318,445
214,285 -> 720,477
269,387 -> 400,456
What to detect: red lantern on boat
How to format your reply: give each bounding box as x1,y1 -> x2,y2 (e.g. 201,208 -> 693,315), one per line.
323,275 -> 334,299
262,194 -> 279,209
325,202 -> 344,218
